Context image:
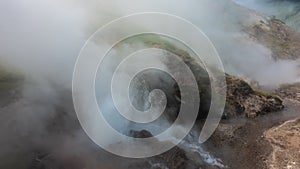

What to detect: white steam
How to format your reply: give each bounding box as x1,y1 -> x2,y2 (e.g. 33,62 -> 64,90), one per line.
0,0 -> 299,168
0,0 -> 299,87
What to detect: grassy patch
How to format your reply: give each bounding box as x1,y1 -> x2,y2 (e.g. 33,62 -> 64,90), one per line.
127,34 -> 191,58
254,90 -> 279,99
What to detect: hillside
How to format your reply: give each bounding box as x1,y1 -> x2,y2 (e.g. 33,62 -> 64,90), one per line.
247,17 -> 300,60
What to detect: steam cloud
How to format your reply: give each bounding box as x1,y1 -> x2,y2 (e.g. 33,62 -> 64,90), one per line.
0,0 -> 299,168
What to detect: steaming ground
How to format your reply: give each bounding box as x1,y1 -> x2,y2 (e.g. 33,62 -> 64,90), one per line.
0,0 -> 300,168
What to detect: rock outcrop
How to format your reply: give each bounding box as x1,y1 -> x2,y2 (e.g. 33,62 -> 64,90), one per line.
225,76 -> 284,118
129,130 -> 202,169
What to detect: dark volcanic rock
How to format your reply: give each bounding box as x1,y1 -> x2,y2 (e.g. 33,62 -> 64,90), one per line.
129,130 -> 153,138
128,130 -> 201,169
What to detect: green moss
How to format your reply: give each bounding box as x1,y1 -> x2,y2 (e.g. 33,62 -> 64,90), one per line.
254,90 -> 279,99
127,34 -> 191,58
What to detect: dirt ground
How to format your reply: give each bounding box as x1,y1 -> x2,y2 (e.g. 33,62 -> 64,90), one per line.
207,100 -> 300,169
264,118 -> 300,169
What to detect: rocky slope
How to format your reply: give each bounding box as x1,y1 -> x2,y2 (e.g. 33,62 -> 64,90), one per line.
133,34 -> 285,120
240,9 -> 300,168
247,17 -> 300,60
264,118 -> 300,169
234,0 -> 300,32
276,82 -> 300,102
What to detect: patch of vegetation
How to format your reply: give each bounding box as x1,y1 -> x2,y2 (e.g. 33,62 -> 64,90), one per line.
127,34 -> 191,58
0,68 -> 22,91
254,90 -> 280,99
